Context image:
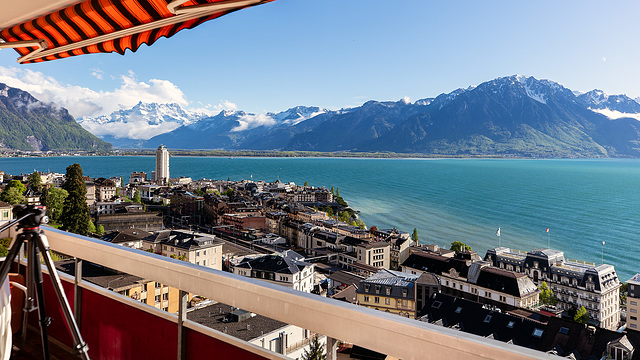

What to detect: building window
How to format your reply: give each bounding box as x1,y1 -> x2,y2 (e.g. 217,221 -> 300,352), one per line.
385,298 -> 390,305
386,287 -> 391,295
374,297 -> 380,303
631,300 -> 638,306
402,289 -> 408,298
155,295 -> 161,303
155,282 -> 161,288
375,285 -> 381,294
196,251 -> 200,256
364,296 -> 369,302
631,316 -> 638,321
163,293 -> 168,300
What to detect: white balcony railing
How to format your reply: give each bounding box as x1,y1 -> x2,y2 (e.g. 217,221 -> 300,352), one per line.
42,226 -> 557,360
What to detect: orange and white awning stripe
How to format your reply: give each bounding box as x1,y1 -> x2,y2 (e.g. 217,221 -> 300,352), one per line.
0,0 -> 273,64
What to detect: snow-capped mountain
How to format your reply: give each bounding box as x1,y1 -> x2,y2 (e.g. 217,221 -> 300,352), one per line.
77,102 -> 207,140
269,106 -> 327,126
577,90 -> 640,120
74,75 -> 640,158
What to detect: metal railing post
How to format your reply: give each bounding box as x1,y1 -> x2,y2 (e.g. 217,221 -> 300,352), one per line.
326,336 -> 338,360
177,290 -> 188,360
74,258 -> 83,324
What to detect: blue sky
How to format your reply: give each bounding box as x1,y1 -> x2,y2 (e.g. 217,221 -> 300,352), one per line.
1,0 -> 639,119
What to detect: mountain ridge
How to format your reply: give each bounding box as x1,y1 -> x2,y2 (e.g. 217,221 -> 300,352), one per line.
133,75 -> 640,157
0,83 -> 111,151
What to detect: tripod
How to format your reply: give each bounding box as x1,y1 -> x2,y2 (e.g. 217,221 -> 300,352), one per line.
0,205 -> 89,360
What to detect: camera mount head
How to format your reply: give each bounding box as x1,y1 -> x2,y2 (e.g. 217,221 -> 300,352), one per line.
13,204 -> 49,229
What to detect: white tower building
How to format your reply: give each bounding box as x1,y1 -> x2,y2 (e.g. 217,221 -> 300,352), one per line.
155,145 -> 169,185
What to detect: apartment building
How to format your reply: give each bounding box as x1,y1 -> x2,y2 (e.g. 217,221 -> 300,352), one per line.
144,230 -> 224,270
485,247 -> 621,330
232,250 -> 315,293
627,273 -> 640,332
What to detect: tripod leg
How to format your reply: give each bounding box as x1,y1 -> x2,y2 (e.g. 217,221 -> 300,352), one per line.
0,234 -> 25,285
32,239 -> 51,360
36,233 -> 90,360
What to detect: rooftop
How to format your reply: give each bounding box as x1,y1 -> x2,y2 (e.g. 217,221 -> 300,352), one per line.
187,303 -> 288,342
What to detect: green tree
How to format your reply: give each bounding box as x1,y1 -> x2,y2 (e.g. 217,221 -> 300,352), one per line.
0,180 -> 27,204
411,228 -> 419,243
450,241 -> 471,253
96,224 -> 105,235
304,181 -> 309,187
60,163 -> 91,235
330,187 -> 335,195
41,187 -> 68,224
301,335 -> 326,360
354,219 -> 366,229
339,211 -> 350,223
574,306 -> 589,324
115,187 -> 120,197
0,186 -> 25,205
538,281 -> 558,306
336,187 -> 340,197
0,237 -> 12,257
27,171 -> 42,192
87,220 -> 96,234
132,190 -> 142,204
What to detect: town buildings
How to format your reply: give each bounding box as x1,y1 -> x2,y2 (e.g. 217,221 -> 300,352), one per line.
142,230 -> 224,270
484,247 -> 621,330
355,269 -> 440,318
627,273 -> 640,332
232,250 -> 316,292
155,144 -> 170,185
401,248 -> 540,311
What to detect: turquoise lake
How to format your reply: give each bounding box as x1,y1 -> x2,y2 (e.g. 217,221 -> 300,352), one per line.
1,156 -> 638,281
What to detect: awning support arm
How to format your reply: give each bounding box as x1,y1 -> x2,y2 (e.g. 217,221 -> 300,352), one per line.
0,39 -> 48,63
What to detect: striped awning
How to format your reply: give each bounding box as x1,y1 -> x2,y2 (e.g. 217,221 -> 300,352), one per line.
0,0 -> 273,64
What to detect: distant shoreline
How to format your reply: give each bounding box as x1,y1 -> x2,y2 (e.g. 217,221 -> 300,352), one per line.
1,149 -> 607,160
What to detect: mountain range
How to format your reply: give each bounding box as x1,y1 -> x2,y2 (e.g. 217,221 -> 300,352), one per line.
95,75 -> 639,157
5,75 -> 640,157
0,83 -> 111,151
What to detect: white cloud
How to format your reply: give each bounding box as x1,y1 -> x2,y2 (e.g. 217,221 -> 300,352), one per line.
589,107 -> 640,121
0,66 -> 188,118
191,100 -> 237,116
232,114 -> 276,132
80,119 -> 184,140
91,68 -> 104,80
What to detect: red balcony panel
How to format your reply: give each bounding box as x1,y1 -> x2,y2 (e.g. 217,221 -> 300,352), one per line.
187,328 -> 271,360
80,286 -> 178,359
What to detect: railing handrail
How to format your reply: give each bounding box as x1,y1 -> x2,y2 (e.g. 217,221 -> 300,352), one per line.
44,227 -> 557,360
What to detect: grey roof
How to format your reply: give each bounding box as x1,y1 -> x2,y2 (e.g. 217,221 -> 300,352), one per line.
145,230 -> 223,250
235,252 -> 311,275
363,269 -> 419,287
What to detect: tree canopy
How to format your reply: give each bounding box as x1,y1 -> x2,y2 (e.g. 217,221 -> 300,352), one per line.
27,171 -> 42,192
301,335 -> 326,360
132,190 -> 142,204
41,187 -> 68,224
411,228 -> 419,243
574,306 -> 589,324
60,163 -> 91,235
0,180 -> 26,204
539,281 -> 558,306
450,241 -> 471,253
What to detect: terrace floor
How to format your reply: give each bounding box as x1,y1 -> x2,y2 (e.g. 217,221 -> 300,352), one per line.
11,326 -> 78,360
